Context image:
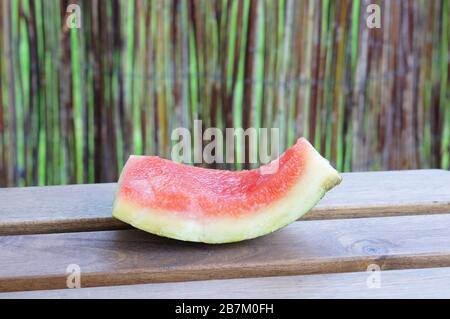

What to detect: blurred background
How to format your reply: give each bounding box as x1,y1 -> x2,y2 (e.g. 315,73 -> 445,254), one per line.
0,0 -> 448,187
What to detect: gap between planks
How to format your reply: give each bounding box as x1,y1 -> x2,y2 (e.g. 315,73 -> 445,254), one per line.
2,267 -> 450,299
0,169 -> 449,235
1,214 -> 450,292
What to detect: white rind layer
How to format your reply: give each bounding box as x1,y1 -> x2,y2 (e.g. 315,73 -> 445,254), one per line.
112,145 -> 342,243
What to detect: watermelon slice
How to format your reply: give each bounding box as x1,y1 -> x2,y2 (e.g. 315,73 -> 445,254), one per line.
112,138 -> 341,243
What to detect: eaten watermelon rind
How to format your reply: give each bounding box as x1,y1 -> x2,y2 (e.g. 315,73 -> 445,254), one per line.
112,138 -> 341,244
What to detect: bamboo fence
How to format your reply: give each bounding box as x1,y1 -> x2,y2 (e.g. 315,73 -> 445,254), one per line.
0,0 -> 448,187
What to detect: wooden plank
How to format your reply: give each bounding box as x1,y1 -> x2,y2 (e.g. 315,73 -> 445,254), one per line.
2,267 -> 450,299
0,169 -> 449,235
0,183 -> 126,235
307,169 -> 450,220
1,214 -> 450,292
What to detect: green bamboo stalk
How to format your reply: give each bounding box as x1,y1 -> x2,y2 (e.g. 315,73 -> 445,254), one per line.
70,16 -> 83,183
156,0 -> 168,157
204,0 -> 216,131
34,0 -> 46,185
232,0 -> 250,168
313,0 -> 330,153
323,0 -> 335,161
42,0 -> 52,184
180,0 -> 190,132
275,0 -> 286,152
132,0 -> 146,156
225,0 -> 239,97
148,0 -> 158,156
124,1 -> 140,155
20,0 -> 32,185
286,0 -> 302,148
345,0 -> 361,172
112,0 -> 124,173
163,0 -> 173,158
250,0 -> 265,167
188,20 -> 199,162
8,0 -> 23,186
133,1 -> 145,155
192,1 -> 206,130
216,0 -> 229,169
263,0 -> 276,141
48,0 -> 62,184
86,1 -> 95,183
301,0 -> 315,141
334,0 -> 349,172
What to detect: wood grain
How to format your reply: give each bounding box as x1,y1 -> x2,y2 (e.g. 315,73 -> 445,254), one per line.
0,169 -> 449,235
2,267 -> 450,299
2,214 -> 450,292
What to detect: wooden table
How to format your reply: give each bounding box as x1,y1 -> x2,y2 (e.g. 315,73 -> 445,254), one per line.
0,169 -> 449,298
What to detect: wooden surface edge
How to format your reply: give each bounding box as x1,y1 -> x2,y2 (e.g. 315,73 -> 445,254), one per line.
2,267 -> 450,298
303,203 -> 450,220
0,218 -> 128,236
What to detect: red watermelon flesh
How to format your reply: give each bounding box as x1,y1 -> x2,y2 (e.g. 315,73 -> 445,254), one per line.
112,138 -> 341,243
